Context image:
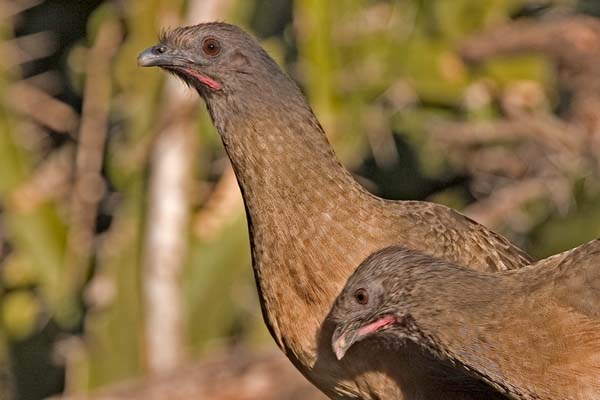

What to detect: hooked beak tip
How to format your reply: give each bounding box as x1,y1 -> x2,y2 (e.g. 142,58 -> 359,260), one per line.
334,341 -> 347,360
332,328 -> 351,360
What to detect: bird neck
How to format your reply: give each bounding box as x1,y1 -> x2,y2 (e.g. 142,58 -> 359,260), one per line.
409,267 -> 503,334
212,88 -> 366,222
205,85 -> 377,312
404,268 -> 525,396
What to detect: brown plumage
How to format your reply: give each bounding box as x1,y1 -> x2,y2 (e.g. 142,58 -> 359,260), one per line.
138,23 -> 533,399
331,242 -> 600,400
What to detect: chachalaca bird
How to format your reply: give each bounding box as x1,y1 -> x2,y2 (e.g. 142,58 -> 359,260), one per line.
331,242 -> 600,400
138,23 -> 533,399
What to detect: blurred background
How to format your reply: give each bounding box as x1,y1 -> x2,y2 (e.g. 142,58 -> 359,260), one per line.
2,0 -> 600,399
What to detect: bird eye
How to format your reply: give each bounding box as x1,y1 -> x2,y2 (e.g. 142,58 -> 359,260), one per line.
354,288 -> 369,305
202,38 -> 221,57
153,45 -> 167,55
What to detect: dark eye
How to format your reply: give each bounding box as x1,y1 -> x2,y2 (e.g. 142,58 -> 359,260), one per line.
354,288 -> 369,305
202,38 -> 221,57
153,45 -> 167,54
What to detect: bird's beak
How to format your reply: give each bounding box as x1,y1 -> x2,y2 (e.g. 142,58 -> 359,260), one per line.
331,314 -> 398,360
137,46 -> 222,90
331,324 -> 359,361
137,46 -> 172,67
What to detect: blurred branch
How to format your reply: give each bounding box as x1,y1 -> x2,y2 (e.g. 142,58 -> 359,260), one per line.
431,112 -> 585,162
5,81 -> 79,134
0,31 -> 57,67
141,0 -> 235,374
64,21 -> 122,297
430,112 -> 582,229
461,15 -> 600,134
0,0 -> 43,19
8,145 -> 73,212
463,178 -> 549,229
21,71 -> 64,96
461,15 -> 600,70
428,15 -> 600,231
193,165 -> 242,241
57,349 -> 325,400
186,0 -> 235,22
142,111 -> 194,373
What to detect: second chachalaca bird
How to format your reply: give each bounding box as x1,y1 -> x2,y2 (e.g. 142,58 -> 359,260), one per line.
331,242 -> 600,400
138,23 -> 533,399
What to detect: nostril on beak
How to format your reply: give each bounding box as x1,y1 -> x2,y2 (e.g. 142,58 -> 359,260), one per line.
153,45 -> 167,55
137,46 -> 164,67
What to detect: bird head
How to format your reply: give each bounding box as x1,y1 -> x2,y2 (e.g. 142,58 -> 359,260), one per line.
137,22 -> 285,97
329,247 -> 418,361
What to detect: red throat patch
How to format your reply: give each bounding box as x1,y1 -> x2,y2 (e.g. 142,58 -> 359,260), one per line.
184,68 -> 222,90
357,315 -> 397,337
